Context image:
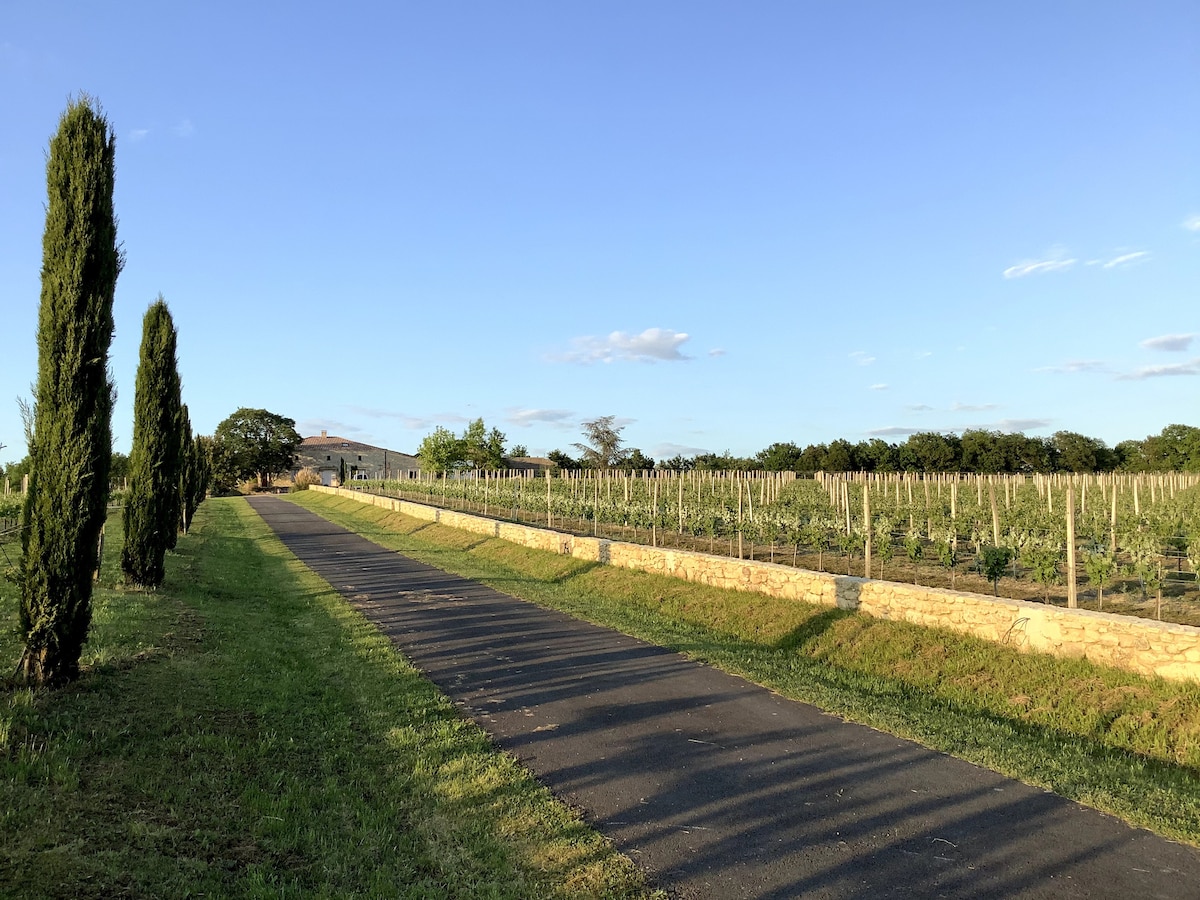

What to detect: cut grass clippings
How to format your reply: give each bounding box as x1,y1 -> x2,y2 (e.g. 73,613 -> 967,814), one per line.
0,498 -> 658,899
287,490 -> 1200,846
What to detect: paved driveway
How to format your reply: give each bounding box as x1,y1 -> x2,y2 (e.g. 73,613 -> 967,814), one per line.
248,495 -> 1200,899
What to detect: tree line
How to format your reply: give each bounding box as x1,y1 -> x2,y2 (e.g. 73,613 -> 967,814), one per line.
545,424 -> 1200,475
10,98 -> 213,687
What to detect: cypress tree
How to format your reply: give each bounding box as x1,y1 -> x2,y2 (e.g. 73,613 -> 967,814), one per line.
121,298 -> 182,587
19,96 -> 122,686
179,406 -> 199,536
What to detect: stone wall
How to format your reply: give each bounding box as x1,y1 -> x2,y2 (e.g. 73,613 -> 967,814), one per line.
310,485 -> 1200,683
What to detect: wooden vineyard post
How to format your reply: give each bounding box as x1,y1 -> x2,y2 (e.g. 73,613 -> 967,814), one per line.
678,473 -> 684,535
1066,484 -> 1078,609
950,480 -> 958,552
1110,482 -> 1119,553
1133,477 -> 1140,517
988,481 -> 1000,547
546,470 -> 552,527
863,482 -> 872,579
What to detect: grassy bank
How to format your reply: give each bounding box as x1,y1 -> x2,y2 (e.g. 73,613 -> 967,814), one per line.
288,490 -> 1200,846
0,498 -> 656,898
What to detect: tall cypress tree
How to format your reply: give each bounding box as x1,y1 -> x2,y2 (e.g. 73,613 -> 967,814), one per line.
19,96 -> 122,686
121,298 -> 182,587
178,406 -> 196,536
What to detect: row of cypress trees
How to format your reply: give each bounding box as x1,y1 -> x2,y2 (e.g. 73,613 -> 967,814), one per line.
18,96 -> 209,687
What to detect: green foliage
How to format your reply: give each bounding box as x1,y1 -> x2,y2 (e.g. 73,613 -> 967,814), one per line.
212,408 -> 301,488
1023,544 -> 1062,601
461,418 -> 507,470
622,448 -> 655,471
1083,545 -> 1117,607
18,96 -> 121,686
979,545 -> 1013,595
338,457 -> 348,485
179,406 -> 208,535
417,426 -> 462,475
121,299 -> 183,587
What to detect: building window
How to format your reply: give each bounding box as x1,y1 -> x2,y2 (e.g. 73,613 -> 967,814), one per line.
326,455 -> 330,461
358,455 -> 362,462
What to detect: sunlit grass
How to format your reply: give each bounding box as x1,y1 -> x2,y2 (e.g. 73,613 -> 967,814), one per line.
0,498 -> 656,898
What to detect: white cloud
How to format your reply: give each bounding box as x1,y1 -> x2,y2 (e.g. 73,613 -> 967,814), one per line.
869,383 -> 888,391
995,418 -> 1052,432
1182,215 -> 1200,232
653,442 -> 710,459
506,408 -> 575,428
951,402 -> 998,412
708,348 -> 726,357
1003,252 -> 1077,279
1100,250 -> 1149,269
551,327 -> 691,364
296,418 -> 371,439
347,406 -> 467,430
914,350 -> 932,359
849,350 -> 875,366
1140,333 -> 1195,352
173,118 -> 195,138
1118,359 -> 1200,380
905,404 -> 933,412
129,128 -> 150,142
866,426 -> 922,437
1037,359 -> 1110,374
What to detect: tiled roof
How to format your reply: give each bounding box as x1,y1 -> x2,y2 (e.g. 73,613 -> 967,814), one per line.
299,436 -> 416,457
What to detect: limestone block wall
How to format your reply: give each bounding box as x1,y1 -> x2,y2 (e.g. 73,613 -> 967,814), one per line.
310,485 -> 1200,683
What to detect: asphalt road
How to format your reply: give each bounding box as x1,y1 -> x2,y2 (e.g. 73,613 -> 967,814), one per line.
247,495 -> 1200,899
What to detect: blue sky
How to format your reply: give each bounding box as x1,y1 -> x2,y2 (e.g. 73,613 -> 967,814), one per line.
2,2 -> 1197,464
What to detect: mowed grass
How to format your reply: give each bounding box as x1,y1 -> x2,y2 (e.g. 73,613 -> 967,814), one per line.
0,498 -> 658,899
288,491 -> 1200,845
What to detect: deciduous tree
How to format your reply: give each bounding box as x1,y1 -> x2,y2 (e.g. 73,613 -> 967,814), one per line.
212,408 -> 301,488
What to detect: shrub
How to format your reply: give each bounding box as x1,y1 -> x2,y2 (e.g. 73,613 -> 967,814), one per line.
292,468 -> 322,491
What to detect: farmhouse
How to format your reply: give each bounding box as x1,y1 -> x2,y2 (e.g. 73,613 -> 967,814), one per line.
294,431 -> 420,485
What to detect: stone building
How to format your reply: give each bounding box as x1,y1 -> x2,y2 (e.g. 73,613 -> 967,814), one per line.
293,431 -> 420,485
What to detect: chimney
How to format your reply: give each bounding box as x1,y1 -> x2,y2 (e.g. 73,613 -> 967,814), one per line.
321,429 -> 328,438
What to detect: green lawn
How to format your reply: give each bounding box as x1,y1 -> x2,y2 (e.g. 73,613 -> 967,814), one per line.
0,498 -> 657,899
287,490 -> 1200,846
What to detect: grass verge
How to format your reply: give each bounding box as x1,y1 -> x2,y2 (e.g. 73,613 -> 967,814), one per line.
0,498 -> 657,899
287,490 -> 1200,846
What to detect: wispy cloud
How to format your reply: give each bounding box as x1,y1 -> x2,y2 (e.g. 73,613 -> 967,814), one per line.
1182,215 -> 1200,232
1036,359 -> 1111,374
996,418 -> 1052,432
849,350 -> 875,366
173,118 -> 195,138
905,404 -> 933,412
708,348 -> 726,357
869,383 -> 888,391
551,328 -> 691,364
1118,358 -> 1200,380
347,406 -> 467,430
1099,250 -> 1149,269
951,402 -> 998,412
914,350 -> 932,359
296,418 -> 371,439
1140,333 -> 1194,353
653,442 -> 710,459
1003,249 -> 1076,279
506,408 -> 575,428
129,128 -> 150,142
866,426 -> 922,437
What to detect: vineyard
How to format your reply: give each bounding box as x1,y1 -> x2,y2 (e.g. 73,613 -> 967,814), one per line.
348,469 -> 1200,625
